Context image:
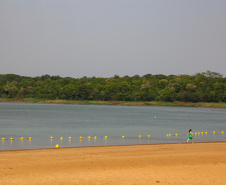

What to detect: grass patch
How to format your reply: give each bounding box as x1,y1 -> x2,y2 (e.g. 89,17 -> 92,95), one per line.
0,98 -> 225,108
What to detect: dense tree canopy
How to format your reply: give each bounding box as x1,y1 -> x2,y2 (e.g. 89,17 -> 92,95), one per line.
0,71 -> 225,102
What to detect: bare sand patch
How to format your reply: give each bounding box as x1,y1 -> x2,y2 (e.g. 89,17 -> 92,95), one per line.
0,142 -> 226,185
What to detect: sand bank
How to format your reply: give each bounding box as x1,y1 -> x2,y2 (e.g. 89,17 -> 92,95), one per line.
0,142 -> 226,185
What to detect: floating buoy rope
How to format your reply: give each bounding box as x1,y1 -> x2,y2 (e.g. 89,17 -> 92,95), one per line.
2,131 -> 224,147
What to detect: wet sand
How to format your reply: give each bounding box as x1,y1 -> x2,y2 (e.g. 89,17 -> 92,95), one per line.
0,142 -> 226,185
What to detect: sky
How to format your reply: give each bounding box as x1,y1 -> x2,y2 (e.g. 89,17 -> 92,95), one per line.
0,0 -> 226,78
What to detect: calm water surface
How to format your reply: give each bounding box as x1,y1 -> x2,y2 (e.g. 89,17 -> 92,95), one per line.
0,102 -> 225,150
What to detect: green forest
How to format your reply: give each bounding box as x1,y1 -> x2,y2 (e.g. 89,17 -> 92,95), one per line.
0,71 -> 225,103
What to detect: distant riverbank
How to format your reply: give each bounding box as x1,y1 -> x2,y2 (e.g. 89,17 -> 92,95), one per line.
0,98 -> 225,107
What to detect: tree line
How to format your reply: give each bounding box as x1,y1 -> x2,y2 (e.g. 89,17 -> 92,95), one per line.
0,71 -> 225,102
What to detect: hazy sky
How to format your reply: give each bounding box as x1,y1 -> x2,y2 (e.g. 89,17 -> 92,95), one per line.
1,0 -> 226,78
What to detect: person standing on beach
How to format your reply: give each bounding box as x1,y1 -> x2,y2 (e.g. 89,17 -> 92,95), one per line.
187,129 -> 193,143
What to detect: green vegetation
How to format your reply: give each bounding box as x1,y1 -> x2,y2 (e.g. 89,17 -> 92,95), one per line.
0,71 -> 225,106
1,99 -> 226,107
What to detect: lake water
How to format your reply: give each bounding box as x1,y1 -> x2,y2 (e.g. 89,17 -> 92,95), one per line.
0,102 -> 225,150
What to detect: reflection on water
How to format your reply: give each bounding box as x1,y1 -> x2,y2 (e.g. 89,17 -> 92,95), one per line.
0,102 -> 225,150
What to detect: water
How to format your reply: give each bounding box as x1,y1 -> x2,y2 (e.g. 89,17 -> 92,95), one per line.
0,102 -> 225,150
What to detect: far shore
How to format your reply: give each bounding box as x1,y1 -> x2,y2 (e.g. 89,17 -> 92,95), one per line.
1,142 -> 226,185
1,98 -> 226,107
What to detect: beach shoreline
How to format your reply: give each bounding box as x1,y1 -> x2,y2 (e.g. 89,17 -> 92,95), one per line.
1,141 -> 226,152
1,142 -> 226,185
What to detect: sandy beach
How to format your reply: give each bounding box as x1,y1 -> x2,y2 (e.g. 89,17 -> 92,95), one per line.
0,142 -> 226,185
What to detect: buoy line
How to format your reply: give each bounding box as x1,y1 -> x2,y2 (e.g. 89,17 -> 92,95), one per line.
1,131 -> 225,149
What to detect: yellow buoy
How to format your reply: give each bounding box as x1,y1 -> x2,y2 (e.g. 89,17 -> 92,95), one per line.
139,135 -> 141,138
201,132 -> 204,135
147,135 -> 150,138
205,132 -> 207,134
60,137 -> 63,140
198,132 -> 200,135
195,133 -> 197,135
175,134 -> 178,136
10,138 -> 14,140
29,137 -> 32,140
154,116 -> 157,119
213,131 -> 216,134
169,134 -> 171,136
50,136 -> 53,139
69,136 -> 71,140
87,136 -> 91,139
104,136 -> 108,139
122,136 -> 125,138
221,131 -> 224,134
93,136 -> 97,139
79,136 -> 84,139
20,137 -> 24,140
55,144 -> 59,148
2,138 -> 5,141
